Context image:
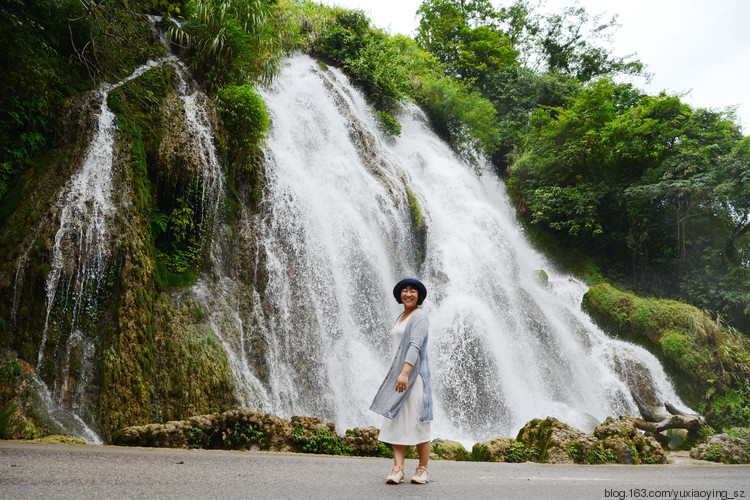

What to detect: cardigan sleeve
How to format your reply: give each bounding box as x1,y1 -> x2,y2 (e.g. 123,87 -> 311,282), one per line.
404,312 -> 428,366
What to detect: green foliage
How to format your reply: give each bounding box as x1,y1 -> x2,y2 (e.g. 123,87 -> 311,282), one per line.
169,0 -> 275,88
511,77 -> 749,330
707,384 -> 750,429
566,443 -> 580,462
291,425 -> 351,455
152,188 -> 205,285
703,444 -> 723,462
585,444 -> 617,464
222,421 -> 264,448
0,0 -> 83,202
471,444 -> 489,461
217,84 -> 270,171
504,441 -> 528,463
316,9 -> 410,132
416,0 -> 518,84
417,75 -> 500,167
531,5 -> 644,82
186,425 -> 211,449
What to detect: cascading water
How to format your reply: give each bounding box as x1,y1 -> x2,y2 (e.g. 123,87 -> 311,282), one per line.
204,53 -> 689,445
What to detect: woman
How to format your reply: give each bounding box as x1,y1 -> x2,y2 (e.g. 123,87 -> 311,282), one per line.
369,277 -> 433,485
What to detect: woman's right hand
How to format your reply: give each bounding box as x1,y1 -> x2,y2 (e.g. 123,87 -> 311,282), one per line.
396,371 -> 408,392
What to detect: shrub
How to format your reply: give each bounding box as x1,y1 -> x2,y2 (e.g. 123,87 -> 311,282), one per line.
291,425 -> 351,455
217,84 -> 270,172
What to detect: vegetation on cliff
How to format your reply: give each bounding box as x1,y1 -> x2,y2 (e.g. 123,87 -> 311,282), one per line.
583,283 -> 750,430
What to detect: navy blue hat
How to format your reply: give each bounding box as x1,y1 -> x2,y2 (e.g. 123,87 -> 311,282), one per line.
393,278 -> 427,306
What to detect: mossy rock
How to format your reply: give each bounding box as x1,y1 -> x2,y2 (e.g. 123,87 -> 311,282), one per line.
344,426 -> 392,458
431,439 -> 468,461
514,416 -> 666,464
690,433 -> 750,464
471,437 -> 517,462
38,435 -> 88,445
582,283 -> 750,408
516,417 -> 598,464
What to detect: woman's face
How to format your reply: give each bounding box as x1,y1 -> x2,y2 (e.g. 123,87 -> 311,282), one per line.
400,285 -> 419,310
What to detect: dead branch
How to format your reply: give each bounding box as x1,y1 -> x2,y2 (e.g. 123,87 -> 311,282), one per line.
626,392 -> 706,433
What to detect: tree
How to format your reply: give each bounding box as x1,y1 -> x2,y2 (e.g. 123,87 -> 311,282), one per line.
416,0 -> 517,84
533,4 -> 643,82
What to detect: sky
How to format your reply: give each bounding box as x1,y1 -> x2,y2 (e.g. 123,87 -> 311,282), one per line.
317,0 -> 750,131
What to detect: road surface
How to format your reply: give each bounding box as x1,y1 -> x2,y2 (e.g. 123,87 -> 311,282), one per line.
1,441 -> 748,499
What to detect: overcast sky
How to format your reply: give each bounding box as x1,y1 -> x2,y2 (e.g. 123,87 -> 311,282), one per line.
317,0 -> 750,131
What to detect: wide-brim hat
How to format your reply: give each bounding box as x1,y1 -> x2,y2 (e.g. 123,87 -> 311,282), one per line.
393,278 -> 427,306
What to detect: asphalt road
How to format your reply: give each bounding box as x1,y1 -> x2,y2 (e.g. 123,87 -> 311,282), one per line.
1,441 -> 749,499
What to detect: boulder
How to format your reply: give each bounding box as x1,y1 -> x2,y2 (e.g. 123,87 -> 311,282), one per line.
431,439 -> 469,461
471,438 -> 518,462
690,434 -> 750,464
593,417 -> 666,464
514,416 -> 666,464
344,426 -> 391,457
517,417 -> 599,464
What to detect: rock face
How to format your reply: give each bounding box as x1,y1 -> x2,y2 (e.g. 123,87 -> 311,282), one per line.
690,434 -> 750,464
116,408 -> 294,450
515,416 -> 666,464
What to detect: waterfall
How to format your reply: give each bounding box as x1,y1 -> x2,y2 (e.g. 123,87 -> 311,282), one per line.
13,44 -> 221,443
208,53 -> 688,444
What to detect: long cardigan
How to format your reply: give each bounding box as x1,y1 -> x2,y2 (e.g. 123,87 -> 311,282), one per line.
369,308 -> 433,422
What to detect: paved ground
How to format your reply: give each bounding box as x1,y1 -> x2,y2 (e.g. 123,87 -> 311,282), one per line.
1,441 -> 749,499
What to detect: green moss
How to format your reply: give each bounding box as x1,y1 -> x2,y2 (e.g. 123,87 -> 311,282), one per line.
660,329 -> 699,373
38,435 -> 87,445
583,283 -> 750,410
471,444 -> 489,461
405,186 -> 422,228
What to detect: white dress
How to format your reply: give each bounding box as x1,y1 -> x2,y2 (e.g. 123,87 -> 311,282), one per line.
377,315 -> 431,445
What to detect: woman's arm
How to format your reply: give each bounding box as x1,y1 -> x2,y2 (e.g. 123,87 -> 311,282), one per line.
396,363 -> 412,392
404,312 -> 428,367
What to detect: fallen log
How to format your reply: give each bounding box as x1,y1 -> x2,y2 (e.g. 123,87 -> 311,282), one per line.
624,392 -> 706,433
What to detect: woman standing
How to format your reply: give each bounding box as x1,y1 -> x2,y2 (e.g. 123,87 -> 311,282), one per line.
369,278 -> 432,484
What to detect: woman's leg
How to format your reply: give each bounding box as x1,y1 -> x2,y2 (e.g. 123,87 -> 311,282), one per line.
392,444 -> 407,467
415,441 -> 430,469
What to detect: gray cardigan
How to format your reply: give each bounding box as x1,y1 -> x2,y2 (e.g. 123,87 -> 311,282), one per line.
369,308 -> 433,422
